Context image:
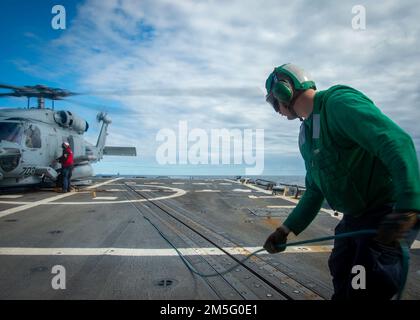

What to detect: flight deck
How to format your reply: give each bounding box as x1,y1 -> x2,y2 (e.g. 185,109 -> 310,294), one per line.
0,177 -> 419,300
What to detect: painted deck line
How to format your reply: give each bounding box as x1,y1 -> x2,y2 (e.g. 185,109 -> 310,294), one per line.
1,242 -> 419,257
0,178 -> 122,218
266,205 -> 296,209
93,197 -> 118,200
0,184 -> 186,206
231,180 -> 343,220
0,245 -> 336,257
249,195 -> 281,199
0,195 -> 23,199
233,189 -> 252,193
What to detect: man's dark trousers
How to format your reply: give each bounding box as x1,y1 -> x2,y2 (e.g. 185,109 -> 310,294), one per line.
328,204 -> 419,300
62,166 -> 73,192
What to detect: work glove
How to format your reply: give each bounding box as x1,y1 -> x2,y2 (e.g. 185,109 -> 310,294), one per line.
263,225 -> 290,254
375,211 -> 418,246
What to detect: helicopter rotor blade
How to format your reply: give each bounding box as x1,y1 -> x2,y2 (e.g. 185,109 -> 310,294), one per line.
65,98 -> 106,109
76,86 -> 263,98
64,98 -> 119,114
0,83 -> 79,99
0,84 -> 22,90
0,93 -> 19,97
1,83 -> 263,100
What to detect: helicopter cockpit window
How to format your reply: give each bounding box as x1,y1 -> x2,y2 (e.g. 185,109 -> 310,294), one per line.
24,125 -> 41,148
0,122 -> 23,144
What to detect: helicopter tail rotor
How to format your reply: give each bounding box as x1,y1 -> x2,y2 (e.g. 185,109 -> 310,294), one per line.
96,112 -> 112,124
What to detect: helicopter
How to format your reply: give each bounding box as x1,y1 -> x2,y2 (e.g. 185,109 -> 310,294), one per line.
0,84 -> 136,188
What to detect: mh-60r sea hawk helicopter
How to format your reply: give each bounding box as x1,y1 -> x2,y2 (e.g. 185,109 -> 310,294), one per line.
0,84 -> 136,188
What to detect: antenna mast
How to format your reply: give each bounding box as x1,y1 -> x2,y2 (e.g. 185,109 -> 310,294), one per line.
37,97 -> 45,109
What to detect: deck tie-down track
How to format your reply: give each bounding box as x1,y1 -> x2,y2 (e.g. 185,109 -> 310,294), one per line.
122,181 -> 325,300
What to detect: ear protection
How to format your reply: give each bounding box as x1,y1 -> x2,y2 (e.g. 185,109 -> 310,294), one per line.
272,78 -> 294,104
270,73 -> 302,121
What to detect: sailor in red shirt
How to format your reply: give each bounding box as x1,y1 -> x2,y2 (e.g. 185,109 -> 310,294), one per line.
58,141 -> 74,192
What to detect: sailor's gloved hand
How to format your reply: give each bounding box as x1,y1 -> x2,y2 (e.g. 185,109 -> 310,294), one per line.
375,211 -> 418,246
264,225 -> 290,254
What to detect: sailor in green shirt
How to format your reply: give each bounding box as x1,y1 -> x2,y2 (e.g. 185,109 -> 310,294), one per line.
263,63 -> 420,299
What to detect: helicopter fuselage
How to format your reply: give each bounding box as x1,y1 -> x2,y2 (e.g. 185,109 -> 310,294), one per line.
0,108 -> 96,187
0,84 -> 136,188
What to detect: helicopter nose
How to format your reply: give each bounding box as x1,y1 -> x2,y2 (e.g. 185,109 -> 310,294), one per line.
0,147 -> 22,172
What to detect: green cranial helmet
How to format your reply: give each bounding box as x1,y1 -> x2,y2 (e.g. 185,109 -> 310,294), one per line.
265,63 -> 316,108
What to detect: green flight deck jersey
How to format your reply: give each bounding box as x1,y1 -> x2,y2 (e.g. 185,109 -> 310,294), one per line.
283,85 -> 420,235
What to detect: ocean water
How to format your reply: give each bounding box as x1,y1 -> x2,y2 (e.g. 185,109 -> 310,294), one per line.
245,175 -> 305,187
101,174 -> 306,188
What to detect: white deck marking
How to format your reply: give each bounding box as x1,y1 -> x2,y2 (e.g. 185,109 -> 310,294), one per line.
230,180 -> 344,220
219,183 -> 232,185
0,245 -> 333,257
85,178 -> 124,189
248,195 -> 279,199
224,179 -> 241,184
266,205 -> 296,209
0,178 -> 122,218
2,242 -> 418,257
1,240 -> 419,257
195,189 -> 220,193
0,184 -> 186,205
172,182 -> 185,185
0,195 -> 23,199
232,189 -> 252,192
0,201 -> 28,204
412,240 -> 420,249
48,185 -> 185,204
93,197 -> 118,200
192,182 -> 207,185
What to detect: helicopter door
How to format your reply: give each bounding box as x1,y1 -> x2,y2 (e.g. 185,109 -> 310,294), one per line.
48,134 -> 58,162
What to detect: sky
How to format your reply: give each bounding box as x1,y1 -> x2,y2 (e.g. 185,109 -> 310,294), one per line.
0,0 -> 419,176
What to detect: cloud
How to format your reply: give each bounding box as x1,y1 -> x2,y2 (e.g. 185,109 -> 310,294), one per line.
15,0 -> 420,174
